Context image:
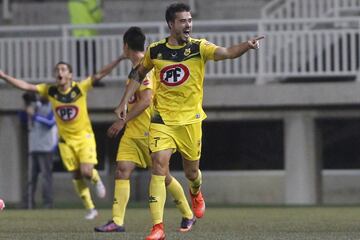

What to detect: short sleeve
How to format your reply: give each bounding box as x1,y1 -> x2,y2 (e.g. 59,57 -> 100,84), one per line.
142,45 -> 154,70
200,39 -> 219,62
78,77 -> 93,92
139,70 -> 154,92
36,84 -> 49,98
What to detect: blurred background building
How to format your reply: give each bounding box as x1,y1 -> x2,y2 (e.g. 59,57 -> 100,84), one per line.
1,0 -> 360,207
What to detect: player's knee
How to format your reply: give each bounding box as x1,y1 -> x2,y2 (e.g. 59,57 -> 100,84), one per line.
115,166 -> 131,179
151,161 -> 168,175
184,168 -> 198,181
80,168 -> 92,179
164,174 -> 173,186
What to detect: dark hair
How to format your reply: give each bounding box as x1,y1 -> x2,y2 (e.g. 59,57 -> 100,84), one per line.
165,2 -> 191,27
123,26 -> 146,52
54,61 -> 73,73
22,91 -> 37,105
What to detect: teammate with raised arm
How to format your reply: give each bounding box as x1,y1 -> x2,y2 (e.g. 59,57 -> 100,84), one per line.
94,27 -> 195,233
0,56 -> 125,220
115,3 -> 264,240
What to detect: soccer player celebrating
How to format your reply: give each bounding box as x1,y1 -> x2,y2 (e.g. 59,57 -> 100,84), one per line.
0,56 -> 125,220
94,27 -> 195,233
115,2 -> 264,240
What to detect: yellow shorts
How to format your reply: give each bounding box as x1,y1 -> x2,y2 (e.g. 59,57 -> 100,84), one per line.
116,135 -> 151,169
149,122 -> 202,160
58,133 -> 98,171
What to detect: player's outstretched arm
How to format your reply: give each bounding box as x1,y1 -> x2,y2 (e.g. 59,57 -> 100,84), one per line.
114,64 -> 150,120
92,54 -> 127,84
214,36 -> 264,61
0,70 -> 38,92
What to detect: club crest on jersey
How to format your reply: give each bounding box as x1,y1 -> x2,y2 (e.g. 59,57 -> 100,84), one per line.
160,64 -> 189,86
70,91 -> 77,99
55,105 -> 79,121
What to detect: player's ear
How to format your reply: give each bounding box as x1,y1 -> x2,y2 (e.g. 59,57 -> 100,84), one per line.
123,43 -> 129,55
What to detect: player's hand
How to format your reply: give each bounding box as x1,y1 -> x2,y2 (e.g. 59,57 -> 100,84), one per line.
248,36 -> 264,49
107,120 -> 125,138
114,102 -> 127,120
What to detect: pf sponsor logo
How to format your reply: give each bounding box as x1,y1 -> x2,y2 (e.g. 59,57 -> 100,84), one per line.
160,64 -> 189,86
56,105 -> 79,121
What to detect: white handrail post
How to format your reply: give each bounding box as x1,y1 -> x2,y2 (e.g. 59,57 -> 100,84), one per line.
61,25 -> 69,62
2,0 -> 11,20
256,20 -> 266,85
333,0 -> 340,17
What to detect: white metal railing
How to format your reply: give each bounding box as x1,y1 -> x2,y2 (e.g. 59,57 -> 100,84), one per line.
260,17 -> 360,83
0,18 -> 360,84
0,20 -> 260,83
262,0 -> 360,19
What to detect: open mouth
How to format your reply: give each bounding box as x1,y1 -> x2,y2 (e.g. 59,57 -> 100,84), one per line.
183,29 -> 190,37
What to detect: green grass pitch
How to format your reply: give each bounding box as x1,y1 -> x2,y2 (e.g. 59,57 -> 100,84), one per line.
1,206 -> 360,239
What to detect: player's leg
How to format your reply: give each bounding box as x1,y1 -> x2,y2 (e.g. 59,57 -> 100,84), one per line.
95,136 -> 145,232
147,123 -> 178,239
183,159 -> 205,218
112,161 -> 135,226
72,169 -> 97,219
78,135 -> 106,198
58,140 -> 97,219
165,174 -> 195,232
177,122 -> 205,218
94,161 -> 135,232
146,149 -> 172,240
79,163 -> 106,198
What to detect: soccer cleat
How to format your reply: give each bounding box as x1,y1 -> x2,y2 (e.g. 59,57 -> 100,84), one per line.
95,179 -> 106,198
85,208 -> 98,220
145,223 -> 165,240
178,216 -> 196,232
94,220 -> 125,232
189,190 -> 205,218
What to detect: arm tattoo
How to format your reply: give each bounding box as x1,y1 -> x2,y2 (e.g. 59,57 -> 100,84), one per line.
128,65 -> 144,84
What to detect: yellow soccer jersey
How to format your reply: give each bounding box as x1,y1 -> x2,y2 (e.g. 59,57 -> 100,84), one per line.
142,37 -> 218,125
36,77 -> 94,141
124,70 -> 154,138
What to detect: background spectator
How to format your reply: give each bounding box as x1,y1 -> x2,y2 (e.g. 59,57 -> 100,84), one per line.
22,92 -> 58,209
68,0 -> 103,83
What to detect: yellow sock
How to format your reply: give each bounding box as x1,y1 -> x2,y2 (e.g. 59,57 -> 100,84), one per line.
149,175 -> 166,225
189,170 -> 202,195
90,169 -> 100,184
167,177 -> 193,219
112,179 -> 130,226
72,179 -> 95,209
